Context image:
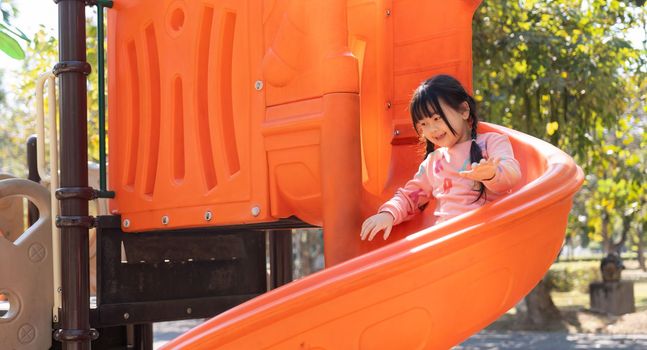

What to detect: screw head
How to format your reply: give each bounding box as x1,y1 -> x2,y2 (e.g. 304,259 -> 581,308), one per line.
18,323 -> 35,344
204,211 -> 213,221
162,216 -> 169,225
123,219 -> 130,228
255,80 -> 264,90
28,243 -> 46,263
394,129 -> 400,136
186,307 -> 192,315
123,313 -> 130,320
385,100 -> 392,109
251,206 -> 261,217
385,9 -> 391,16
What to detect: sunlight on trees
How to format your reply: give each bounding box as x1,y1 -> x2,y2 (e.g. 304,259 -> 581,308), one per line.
0,12 -> 101,178
473,0 -> 646,259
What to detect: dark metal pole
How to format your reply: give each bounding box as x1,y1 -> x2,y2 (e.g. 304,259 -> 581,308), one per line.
269,230 -> 293,289
133,324 -> 154,350
97,2 -> 107,192
52,0 -> 95,348
26,136 -> 41,225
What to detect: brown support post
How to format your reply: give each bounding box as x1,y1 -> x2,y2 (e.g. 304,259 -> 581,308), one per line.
52,0 -> 96,348
269,230 -> 293,289
133,324 -> 154,350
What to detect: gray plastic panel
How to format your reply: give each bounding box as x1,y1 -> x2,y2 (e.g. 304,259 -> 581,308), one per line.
0,174 -> 24,242
0,178 -> 52,350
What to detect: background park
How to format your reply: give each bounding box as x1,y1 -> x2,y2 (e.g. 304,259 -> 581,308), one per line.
0,0 -> 645,348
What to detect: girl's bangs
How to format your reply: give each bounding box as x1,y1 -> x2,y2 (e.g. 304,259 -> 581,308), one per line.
411,90 -> 441,123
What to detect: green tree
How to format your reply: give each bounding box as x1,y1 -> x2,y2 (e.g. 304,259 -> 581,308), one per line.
473,0 -> 643,159
473,0 -> 646,327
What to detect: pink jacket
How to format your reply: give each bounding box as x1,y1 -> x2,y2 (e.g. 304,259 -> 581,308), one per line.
379,132 -> 521,224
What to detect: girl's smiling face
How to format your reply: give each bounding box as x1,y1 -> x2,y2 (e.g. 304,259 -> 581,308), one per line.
416,99 -> 471,148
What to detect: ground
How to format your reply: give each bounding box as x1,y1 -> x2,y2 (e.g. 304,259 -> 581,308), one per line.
488,259 -> 647,334
489,308 -> 647,333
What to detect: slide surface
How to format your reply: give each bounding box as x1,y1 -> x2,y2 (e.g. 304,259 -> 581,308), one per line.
161,123 -> 584,349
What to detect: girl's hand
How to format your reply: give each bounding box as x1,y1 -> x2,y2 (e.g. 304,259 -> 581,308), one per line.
459,157 -> 500,182
360,212 -> 394,241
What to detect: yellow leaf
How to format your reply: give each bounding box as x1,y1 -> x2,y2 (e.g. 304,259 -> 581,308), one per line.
519,22 -> 531,31
546,121 -> 559,136
513,60 -> 527,74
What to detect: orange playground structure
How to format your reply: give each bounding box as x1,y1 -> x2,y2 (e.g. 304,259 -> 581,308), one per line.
0,0 -> 583,349
108,0 -> 486,265
107,0 -> 581,348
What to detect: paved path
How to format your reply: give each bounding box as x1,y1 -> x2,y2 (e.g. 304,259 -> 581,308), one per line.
154,320 -> 204,349
153,320 -> 647,349
456,331 -> 647,349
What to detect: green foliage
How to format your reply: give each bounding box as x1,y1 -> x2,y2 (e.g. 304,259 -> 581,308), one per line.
474,0 -> 643,157
0,27 -> 26,59
0,2 -> 28,59
473,0 -> 646,255
0,11 -> 102,177
546,265 -> 600,293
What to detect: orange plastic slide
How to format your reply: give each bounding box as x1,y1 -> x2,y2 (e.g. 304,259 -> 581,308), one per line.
162,123 -> 584,349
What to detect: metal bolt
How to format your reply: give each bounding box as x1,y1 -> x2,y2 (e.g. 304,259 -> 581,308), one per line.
255,80 -> 264,90
162,216 -> 169,225
394,129 -> 400,136
204,211 -> 213,221
123,313 -> 130,320
186,307 -> 192,315
123,219 -> 130,228
251,206 -> 261,217
385,9 -> 391,16
385,101 -> 392,109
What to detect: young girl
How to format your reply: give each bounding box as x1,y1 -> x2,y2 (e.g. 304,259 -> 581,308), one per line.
360,75 -> 521,241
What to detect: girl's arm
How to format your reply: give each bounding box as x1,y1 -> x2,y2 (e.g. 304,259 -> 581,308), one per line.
480,134 -> 521,194
378,156 -> 434,225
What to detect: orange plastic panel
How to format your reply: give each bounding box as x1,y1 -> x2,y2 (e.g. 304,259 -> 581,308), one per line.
349,0 -> 481,197
161,123 -> 584,349
108,0 -> 361,234
108,0 -> 269,231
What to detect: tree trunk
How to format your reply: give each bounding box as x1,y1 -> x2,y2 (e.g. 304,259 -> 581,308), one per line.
601,211 -> 612,253
638,223 -> 646,272
521,279 -> 562,328
612,216 -> 631,255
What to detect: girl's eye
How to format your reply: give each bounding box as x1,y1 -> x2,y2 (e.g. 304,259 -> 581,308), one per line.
432,115 -> 441,121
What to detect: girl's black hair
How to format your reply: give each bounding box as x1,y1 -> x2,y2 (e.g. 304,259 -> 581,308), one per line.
409,74 -> 486,202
